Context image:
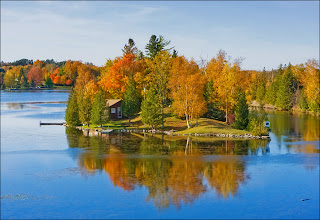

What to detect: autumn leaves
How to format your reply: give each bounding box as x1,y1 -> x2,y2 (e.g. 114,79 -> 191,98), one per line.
169,56 -> 207,128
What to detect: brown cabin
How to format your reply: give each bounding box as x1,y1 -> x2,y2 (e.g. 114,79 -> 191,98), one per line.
107,99 -> 123,120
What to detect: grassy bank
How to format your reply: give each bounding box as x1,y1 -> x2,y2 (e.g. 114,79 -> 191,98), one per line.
81,108 -> 250,136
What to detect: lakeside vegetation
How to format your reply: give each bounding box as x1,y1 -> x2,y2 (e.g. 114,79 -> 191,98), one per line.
1,35 -> 319,135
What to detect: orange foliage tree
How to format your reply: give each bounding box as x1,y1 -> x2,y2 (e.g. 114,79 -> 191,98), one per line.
99,54 -> 144,99
65,79 -> 73,85
53,75 -> 61,85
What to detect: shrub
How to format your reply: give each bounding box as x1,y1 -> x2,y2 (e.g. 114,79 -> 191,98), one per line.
247,112 -> 269,136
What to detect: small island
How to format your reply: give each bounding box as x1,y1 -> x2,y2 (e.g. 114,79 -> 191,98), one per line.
61,36 -> 284,139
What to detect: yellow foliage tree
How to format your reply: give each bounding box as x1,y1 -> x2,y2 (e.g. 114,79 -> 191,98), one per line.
207,54 -> 240,123
169,56 -> 207,128
302,59 -> 320,111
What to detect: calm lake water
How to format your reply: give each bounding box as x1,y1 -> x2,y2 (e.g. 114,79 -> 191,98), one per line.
1,90 -> 319,219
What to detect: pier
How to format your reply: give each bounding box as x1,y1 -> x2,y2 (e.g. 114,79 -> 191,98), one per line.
40,121 -> 65,126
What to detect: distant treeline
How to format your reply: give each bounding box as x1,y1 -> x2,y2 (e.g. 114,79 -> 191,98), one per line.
0,59 -> 67,67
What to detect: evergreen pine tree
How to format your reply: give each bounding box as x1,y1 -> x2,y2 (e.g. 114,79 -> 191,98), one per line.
233,92 -> 249,130
298,89 -> 308,110
122,75 -> 140,123
44,77 -> 54,88
172,49 -> 178,58
65,90 -> 80,126
91,89 -> 109,129
204,80 -> 225,121
264,80 -> 279,105
275,64 -> 295,110
141,89 -> 164,129
145,35 -> 172,59
256,68 -> 267,104
78,93 -> 93,127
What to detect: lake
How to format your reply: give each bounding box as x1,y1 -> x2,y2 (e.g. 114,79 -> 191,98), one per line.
1,90 -> 319,219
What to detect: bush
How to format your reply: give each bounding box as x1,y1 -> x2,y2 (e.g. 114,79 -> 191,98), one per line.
247,112 -> 269,136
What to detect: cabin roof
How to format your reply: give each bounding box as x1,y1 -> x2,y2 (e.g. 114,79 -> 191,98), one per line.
107,99 -> 121,107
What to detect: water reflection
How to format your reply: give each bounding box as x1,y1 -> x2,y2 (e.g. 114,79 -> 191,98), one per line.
256,109 -> 320,154
65,128 -> 262,209
261,109 -> 320,142
79,154 -> 248,209
65,126 -> 319,209
66,128 -> 271,156
6,103 -> 25,110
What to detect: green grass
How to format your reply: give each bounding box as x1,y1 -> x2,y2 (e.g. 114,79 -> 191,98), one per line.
79,107 -> 251,135
176,125 -> 248,135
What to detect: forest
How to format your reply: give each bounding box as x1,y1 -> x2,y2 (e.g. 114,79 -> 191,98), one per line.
1,35 -> 319,131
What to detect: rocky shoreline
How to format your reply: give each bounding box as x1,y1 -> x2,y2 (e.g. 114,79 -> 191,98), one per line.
66,124 -> 270,139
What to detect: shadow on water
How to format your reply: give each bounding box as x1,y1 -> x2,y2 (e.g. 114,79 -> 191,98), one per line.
65,127 -> 272,209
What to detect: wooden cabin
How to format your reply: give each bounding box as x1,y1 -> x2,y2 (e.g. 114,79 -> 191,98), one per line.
107,99 -> 123,120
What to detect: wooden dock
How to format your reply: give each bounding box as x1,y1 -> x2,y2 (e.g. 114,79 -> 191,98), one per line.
40,121 -> 64,126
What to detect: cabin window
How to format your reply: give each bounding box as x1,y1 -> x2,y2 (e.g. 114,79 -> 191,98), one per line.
111,108 -> 116,113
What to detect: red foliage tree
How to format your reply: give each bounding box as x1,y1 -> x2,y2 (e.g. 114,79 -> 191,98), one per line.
27,66 -> 44,86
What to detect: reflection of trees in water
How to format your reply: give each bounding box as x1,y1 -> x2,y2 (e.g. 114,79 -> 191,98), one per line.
204,158 -> 248,198
101,157 -> 247,209
167,159 -> 206,208
65,128 -> 261,209
254,109 -> 319,154
261,109 -> 319,142
6,103 -> 24,110
66,127 -> 269,156
104,156 -> 139,191
190,139 -> 269,156
75,152 -> 248,209
286,144 -> 320,154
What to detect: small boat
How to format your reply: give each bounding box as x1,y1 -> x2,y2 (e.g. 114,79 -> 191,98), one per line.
101,129 -> 113,134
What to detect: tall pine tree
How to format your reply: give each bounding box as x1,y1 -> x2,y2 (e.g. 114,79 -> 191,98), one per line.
141,89 -> 164,129
78,93 -> 93,127
275,64 -> 295,110
91,89 -> 109,129
264,80 -> 279,105
122,75 -> 140,123
145,35 -> 172,59
256,68 -> 267,104
233,92 -> 249,130
65,90 -> 80,126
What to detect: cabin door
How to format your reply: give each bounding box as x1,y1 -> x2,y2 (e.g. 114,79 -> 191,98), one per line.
118,107 -> 122,119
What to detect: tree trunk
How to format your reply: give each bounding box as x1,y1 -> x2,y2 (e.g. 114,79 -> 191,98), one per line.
129,117 -> 131,123
101,123 -> 103,130
161,105 -> 164,129
186,113 -> 190,128
226,96 -> 228,124
185,137 -> 190,155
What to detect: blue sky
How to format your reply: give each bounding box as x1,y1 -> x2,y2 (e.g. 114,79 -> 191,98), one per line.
1,1 -> 319,70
